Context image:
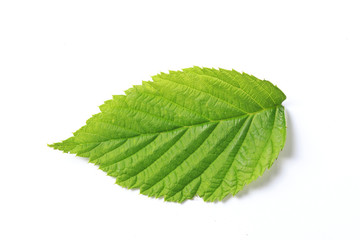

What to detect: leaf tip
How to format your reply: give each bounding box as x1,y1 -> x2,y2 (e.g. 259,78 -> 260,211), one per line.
47,143 -> 55,149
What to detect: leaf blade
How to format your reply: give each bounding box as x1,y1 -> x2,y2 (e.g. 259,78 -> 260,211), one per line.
50,67 -> 287,202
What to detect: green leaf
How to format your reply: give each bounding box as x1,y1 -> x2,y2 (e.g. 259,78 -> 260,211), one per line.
49,67 -> 287,202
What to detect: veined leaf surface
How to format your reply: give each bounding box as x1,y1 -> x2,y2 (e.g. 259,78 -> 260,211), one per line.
50,67 -> 287,202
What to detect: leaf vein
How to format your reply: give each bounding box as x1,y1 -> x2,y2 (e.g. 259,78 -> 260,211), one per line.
156,76 -> 249,114
143,123 -> 219,192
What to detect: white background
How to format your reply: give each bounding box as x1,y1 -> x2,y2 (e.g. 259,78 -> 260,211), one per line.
1,1 -> 359,239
